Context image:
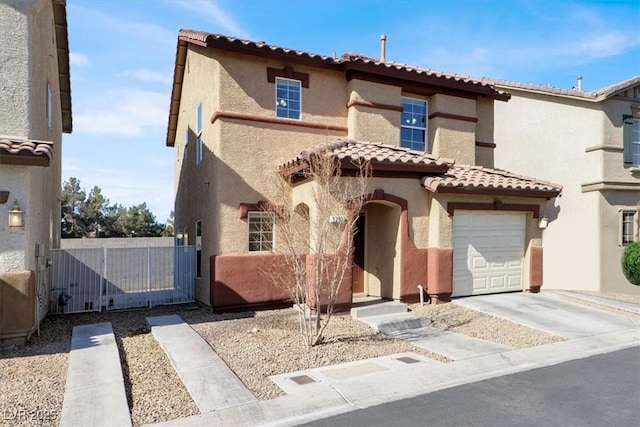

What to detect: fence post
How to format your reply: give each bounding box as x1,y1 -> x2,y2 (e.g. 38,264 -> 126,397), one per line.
147,245 -> 152,308
100,247 -> 106,313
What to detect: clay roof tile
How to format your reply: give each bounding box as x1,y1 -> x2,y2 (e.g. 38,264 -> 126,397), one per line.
421,165 -> 562,198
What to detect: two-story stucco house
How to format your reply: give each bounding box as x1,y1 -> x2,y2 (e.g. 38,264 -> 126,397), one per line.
489,77 -> 640,295
0,0 -> 72,342
166,30 -> 562,311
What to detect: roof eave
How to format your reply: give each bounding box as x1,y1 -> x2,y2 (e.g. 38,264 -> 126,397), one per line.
166,39 -> 189,147
53,0 -> 72,133
426,186 -> 561,199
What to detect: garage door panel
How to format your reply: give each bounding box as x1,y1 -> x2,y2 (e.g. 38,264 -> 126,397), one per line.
452,213 -> 525,297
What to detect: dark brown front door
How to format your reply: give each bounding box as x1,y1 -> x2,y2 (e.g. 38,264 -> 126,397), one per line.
352,214 -> 365,293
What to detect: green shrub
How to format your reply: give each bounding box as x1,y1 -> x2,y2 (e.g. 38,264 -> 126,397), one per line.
621,241 -> 640,286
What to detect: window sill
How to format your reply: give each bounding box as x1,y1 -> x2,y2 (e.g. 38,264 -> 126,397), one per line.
629,167 -> 640,174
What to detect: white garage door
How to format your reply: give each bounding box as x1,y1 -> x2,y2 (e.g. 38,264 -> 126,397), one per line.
452,212 -> 525,297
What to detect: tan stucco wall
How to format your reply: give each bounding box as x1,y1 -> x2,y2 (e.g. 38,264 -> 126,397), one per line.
348,80 -> 401,143
0,0 -> 63,330
217,49 -> 348,123
599,191 -> 640,295
368,177 -> 430,246
1,0 -> 63,273
494,88 -> 639,293
429,94 -> 477,165
174,47 -> 352,303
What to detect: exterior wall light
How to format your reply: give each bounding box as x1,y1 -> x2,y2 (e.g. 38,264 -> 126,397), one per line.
538,217 -> 549,229
8,200 -> 24,227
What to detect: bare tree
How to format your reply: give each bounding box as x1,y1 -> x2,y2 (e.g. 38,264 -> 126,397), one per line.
266,152 -> 370,346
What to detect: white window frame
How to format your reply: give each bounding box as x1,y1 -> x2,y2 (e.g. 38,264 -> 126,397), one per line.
196,103 -> 203,164
620,209 -> 638,246
275,77 -> 302,120
248,211 -> 275,252
400,97 -> 428,151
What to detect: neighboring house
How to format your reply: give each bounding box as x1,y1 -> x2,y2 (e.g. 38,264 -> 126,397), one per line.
166,30 -> 561,311
0,0 -> 72,342
489,77 -> 640,295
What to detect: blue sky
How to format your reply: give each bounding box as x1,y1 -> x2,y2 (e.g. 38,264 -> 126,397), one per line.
63,0 -> 640,223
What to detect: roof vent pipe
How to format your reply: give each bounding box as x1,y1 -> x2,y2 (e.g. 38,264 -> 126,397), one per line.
380,34 -> 387,62
577,75 -> 583,91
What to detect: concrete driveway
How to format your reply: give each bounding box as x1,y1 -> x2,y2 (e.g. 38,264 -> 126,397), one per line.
453,292 -> 639,339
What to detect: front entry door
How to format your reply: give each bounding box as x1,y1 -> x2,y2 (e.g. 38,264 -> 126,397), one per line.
352,214 -> 365,293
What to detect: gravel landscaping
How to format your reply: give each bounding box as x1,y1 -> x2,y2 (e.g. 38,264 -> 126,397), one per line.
1,292 -> 637,426
409,302 -> 565,348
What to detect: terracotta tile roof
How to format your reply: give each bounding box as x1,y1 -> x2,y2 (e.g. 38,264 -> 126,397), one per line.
422,165 -> 562,198
281,139 -> 454,177
0,138 -> 54,167
166,30 -> 509,146
342,53 -> 510,100
178,29 -> 341,65
481,75 -> 640,102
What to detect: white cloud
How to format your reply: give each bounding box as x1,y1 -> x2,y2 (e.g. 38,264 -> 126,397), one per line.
576,31 -> 630,59
74,89 -> 169,137
69,52 -> 90,67
119,69 -> 172,85
168,0 -> 251,39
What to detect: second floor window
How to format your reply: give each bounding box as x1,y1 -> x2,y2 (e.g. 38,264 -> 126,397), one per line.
276,77 -> 301,119
623,115 -> 640,167
401,97 -> 427,151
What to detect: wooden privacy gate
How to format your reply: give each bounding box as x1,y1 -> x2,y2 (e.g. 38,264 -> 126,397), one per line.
48,246 -> 196,314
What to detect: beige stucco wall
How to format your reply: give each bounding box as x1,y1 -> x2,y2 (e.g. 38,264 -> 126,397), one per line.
174,47 -> 350,303
348,80 -> 401,143
494,88 -> 639,293
1,0 -> 62,273
599,191 -> 640,295
429,94 -> 477,165
0,0 -> 65,327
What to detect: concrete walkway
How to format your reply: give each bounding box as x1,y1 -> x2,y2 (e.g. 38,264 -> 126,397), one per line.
60,322 -> 131,427
545,290 -> 640,315
453,292 -> 639,339
146,315 -> 257,413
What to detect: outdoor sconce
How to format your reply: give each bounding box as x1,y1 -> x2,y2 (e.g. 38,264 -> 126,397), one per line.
538,217 -> 549,229
8,200 -> 24,227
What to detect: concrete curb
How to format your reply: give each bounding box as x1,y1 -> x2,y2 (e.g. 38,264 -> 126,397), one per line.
145,328 -> 640,426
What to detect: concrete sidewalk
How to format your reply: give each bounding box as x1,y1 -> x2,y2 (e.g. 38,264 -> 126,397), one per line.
453,292 -> 638,339
60,322 -> 131,427
147,315 -> 257,413
545,290 -> 640,315
146,328 -> 640,426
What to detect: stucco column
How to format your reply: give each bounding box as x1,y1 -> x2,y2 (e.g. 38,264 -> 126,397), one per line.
426,248 -> 453,303
527,246 -> 543,293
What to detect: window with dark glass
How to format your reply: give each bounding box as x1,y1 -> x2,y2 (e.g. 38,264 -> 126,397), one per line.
401,97 -> 427,151
276,77 -> 301,119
